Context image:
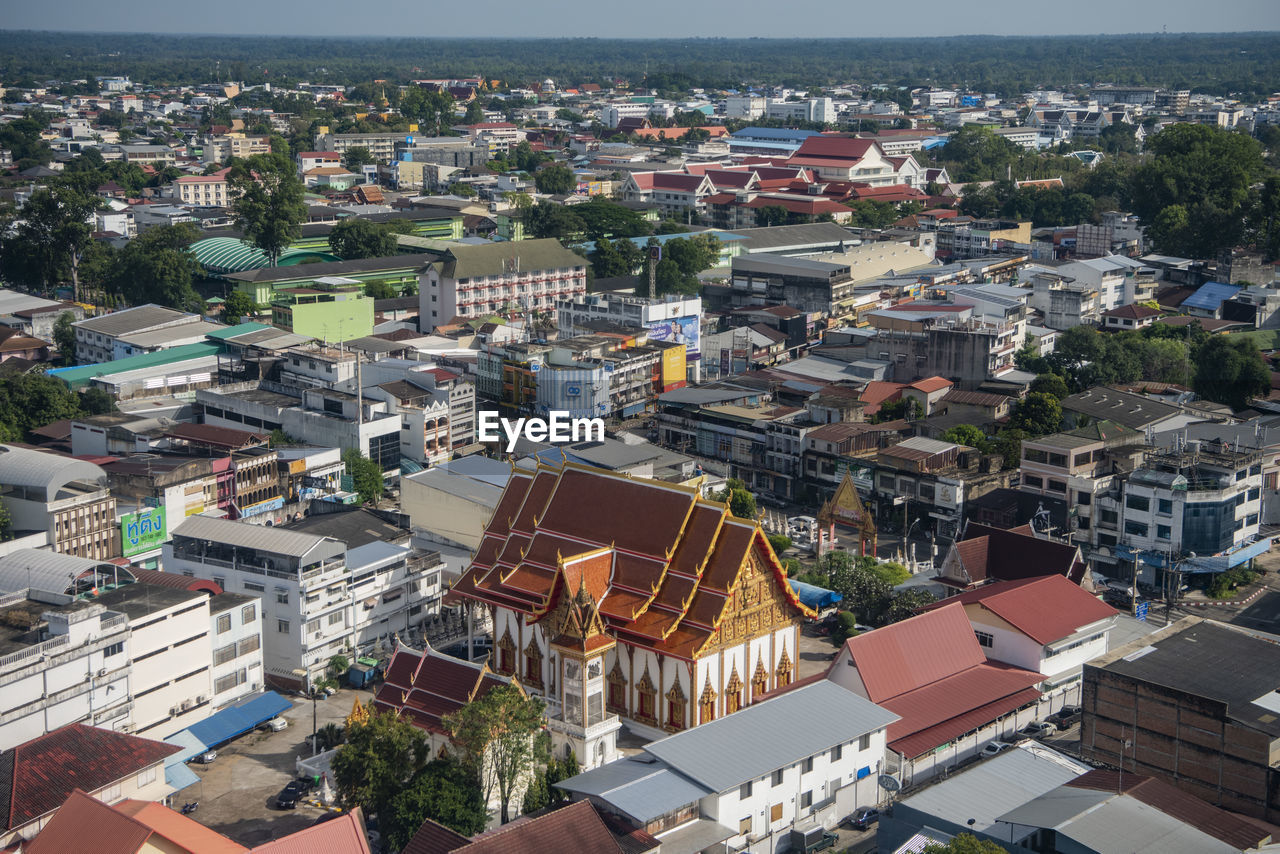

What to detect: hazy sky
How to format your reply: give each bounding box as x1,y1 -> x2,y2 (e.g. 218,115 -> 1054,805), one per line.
4,0 -> 1279,38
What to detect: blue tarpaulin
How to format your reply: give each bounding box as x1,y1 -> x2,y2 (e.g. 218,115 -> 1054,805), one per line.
787,579 -> 843,610
184,691 -> 292,749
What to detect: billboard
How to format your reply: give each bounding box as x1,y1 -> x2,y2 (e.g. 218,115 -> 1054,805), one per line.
121,506 -> 166,557
661,344 -> 685,388
646,315 -> 700,356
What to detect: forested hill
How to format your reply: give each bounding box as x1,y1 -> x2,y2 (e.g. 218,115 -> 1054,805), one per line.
1,31 -> 1278,96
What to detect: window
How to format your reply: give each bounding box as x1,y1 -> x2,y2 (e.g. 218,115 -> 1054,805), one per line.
216,613 -> 232,634
136,767 -> 157,787
276,591 -> 289,605
859,733 -> 871,751
665,682 -> 687,732
1157,498 -> 1173,515
699,678 -> 717,724
800,791 -> 813,809
1126,495 -> 1150,512
1048,479 -> 1066,493
770,803 -> 784,823
830,744 -> 843,762
104,641 -> 124,657
241,604 -> 256,623
523,639 -> 543,690
740,781 -> 753,800
238,635 -> 260,655
636,670 -> 657,723
1023,475 -> 1043,489
1248,487 -> 1261,502
607,661 -> 628,714
277,619 -> 289,633
327,611 -> 343,626
725,668 -> 744,715
1156,525 -> 1171,540
1124,520 -> 1148,537
1077,492 -> 1091,506
214,643 -> 237,665
496,629 -> 516,676
975,630 -> 994,648
244,582 -> 264,593
772,769 -> 784,787
801,756 -> 814,774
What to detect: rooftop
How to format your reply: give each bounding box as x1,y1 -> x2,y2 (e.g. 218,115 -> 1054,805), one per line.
91,583 -> 205,620
171,515 -> 342,561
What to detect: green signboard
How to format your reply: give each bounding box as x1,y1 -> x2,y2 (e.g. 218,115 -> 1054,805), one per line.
121,506 -> 166,557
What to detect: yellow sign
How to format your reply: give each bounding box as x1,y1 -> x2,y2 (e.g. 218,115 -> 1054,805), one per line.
661,344 -> 685,387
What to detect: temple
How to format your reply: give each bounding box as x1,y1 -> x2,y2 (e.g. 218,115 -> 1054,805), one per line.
448,463 -> 814,768
817,471 -> 877,556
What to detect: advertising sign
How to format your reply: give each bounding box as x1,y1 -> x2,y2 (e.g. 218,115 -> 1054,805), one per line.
646,315 -> 700,357
121,506 -> 166,557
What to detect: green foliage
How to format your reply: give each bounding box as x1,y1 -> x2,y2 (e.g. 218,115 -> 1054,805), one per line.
844,200 -> 900,229
525,202 -> 586,241
449,182 -> 478,198
1131,124 -> 1268,258
755,205 -> 791,228
229,153 -> 307,266
1192,336 -> 1270,411
654,220 -> 690,235
364,279 -> 400,300
1029,373 -> 1069,400
939,424 -> 991,453
342,145 -> 375,171
1207,567 -> 1256,599
52,311 -> 77,363
269,428 -> 304,446
882,588 -> 938,624
108,222 -> 203,310
79,387 -> 117,416
328,654 -> 350,676
1009,392 -> 1063,437
992,428 -> 1028,470
715,478 -> 758,519
874,561 -> 911,587
830,610 -> 859,646
766,534 -> 792,555
331,702 -> 431,822
0,372 -> 89,442
572,198 -> 653,241
923,833 -> 1009,854
533,163 -> 576,195
0,184 -> 102,297
589,236 -> 643,280
0,502 -> 11,542
652,235 -> 721,296
342,448 -> 385,505
444,682 -> 547,824
315,722 -> 346,751
220,290 -> 256,324
329,218 -> 400,260
385,756 -> 488,848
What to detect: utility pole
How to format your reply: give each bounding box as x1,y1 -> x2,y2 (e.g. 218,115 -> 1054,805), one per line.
647,241 -> 660,300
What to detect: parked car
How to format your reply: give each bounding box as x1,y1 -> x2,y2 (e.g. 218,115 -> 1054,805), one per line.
847,806 -> 880,830
195,750 -> 217,764
1048,706 -> 1082,731
980,740 -> 1013,757
275,780 -> 306,809
263,717 -> 288,732
1021,721 -> 1055,738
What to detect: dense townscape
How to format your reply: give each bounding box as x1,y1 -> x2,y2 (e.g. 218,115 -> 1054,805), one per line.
1,18 -> 1280,854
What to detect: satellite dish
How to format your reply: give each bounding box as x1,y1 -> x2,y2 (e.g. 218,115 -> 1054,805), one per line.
878,774 -> 901,792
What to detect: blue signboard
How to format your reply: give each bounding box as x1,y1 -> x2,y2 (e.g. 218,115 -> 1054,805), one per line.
1135,602 -> 1149,622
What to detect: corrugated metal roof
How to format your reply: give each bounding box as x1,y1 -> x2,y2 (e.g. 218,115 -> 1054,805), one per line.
0,445 -> 106,493
171,515 -> 340,560
642,680 -> 897,793
842,604 -> 987,702
1182,281 -> 1241,311
73,304 -> 195,336
556,756 -> 712,823
0,548 -> 126,596
250,809 -> 371,854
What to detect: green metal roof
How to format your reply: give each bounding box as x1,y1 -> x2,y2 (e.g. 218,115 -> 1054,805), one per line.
48,342 -> 223,389
204,321 -> 272,340
190,237 -> 339,275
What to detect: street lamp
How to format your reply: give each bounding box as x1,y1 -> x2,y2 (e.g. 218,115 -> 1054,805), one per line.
292,668 -> 318,757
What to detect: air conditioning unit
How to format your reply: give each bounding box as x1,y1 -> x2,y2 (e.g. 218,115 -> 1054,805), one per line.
180,700 -> 192,711
97,668 -> 108,677
196,695 -> 208,704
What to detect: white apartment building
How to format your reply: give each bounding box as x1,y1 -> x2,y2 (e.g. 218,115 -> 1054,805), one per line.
601,102 -> 652,128
72,304 -> 207,364
208,591 -> 265,710
559,680 -> 897,854
93,584 -> 214,739
724,96 -> 766,119
172,168 -> 232,207
346,541 -> 444,652
0,588 -> 132,751
419,238 -> 587,331
765,98 -> 836,125
557,292 -> 703,382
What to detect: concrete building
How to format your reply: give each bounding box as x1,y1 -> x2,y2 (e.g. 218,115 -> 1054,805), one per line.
0,446 -> 118,560
1082,617 -> 1280,822
557,293 -> 703,383
172,168 -> 232,207
400,456 -> 510,552
312,127 -> 412,163
419,238 -> 587,330
558,680 -> 897,854
72,304 -> 209,365
269,276 -> 374,342
207,591 -> 265,711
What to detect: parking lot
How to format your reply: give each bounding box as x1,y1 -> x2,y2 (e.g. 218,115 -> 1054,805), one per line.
183,687 -> 375,847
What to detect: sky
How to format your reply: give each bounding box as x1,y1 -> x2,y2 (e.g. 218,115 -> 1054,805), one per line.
3,0 -> 1279,38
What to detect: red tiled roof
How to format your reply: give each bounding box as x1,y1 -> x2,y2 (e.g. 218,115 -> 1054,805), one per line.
421,801 -> 624,854
113,800 -> 248,853
402,818 -> 470,854
837,604 -> 987,702
859,381 -> 905,410
887,683 -> 1042,758
373,645 -> 511,735
908,376 -> 952,394
25,790 -> 152,854
250,808 -> 370,854
792,136 -> 876,161
923,575 -> 1117,644
942,523 -> 1086,589
1,725 -> 181,831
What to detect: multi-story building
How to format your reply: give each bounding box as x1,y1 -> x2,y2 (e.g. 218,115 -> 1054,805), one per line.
0,446 -> 118,560
765,97 -> 836,125
200,133 -> 270,165
0,585 -> 132,750
165,515 -> 444,689
312,126 -> 412,163
1083,617 -> 1280,822
857,310 -> 1018,388
91,584 -> 213,739
419,238 -> 588,330
269,276 -> 374,342
207,592 -> 264,710
172,167 -> 232,207
72,304 -> 208,365
368,379 -> 454,467
557,293 -> 703,383
936,219 -> 1030,259
723,95 -> 766,119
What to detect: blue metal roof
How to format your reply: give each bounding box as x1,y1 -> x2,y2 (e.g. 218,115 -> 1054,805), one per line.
786,579 -> 843,610
165,761 -> 201,792
730,127 -> 822,141
184,691 -> 292,748
1183,281 -> 1241,311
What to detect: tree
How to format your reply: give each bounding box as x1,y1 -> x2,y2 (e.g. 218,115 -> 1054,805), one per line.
342,145 -> 374,171
715,478 -> 758,519
0,184 -> 102,299
992,428 -> 1028,470
573,198 -> 653,241
755,205 -> 790,228
652,234 -> 720,296
386,756 -> 487,849
939,424 -> 990,452
882,588 -> 938,624
329,217 -> 399,260
0,373 -> 86,443
79,387 -> 117,415
1008,392 -> 1063,436
0,501 -> 11,542
1192,336 -> 1270,410
315,722 -> 346,751
331,703 -> 430,824
534,163 -> 576,195
107,222 -> 203,310
221,290 -> 256,325
364,279 -> 399,300
52,311 -> 77,363
923,834 -> 1008,854
342,448 -> 385,505
524,202 -> 586,241
1029,372 -> 1069,400
449,182 -> 478,198
767,534 -> 792,555
444,682 -> 547,824
228,153 -> 307,266
821,552 -> 892,625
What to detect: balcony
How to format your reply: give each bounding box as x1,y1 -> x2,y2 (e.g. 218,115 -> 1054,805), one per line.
546,710 -> 621,742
